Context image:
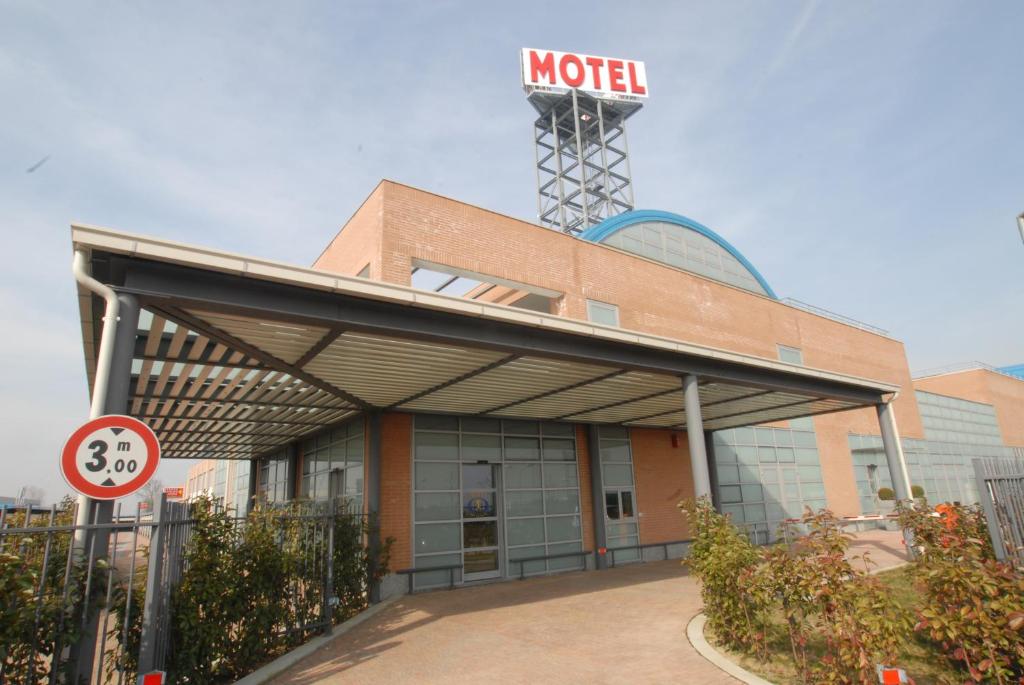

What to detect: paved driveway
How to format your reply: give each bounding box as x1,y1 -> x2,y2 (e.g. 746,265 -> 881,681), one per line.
271,530 -> 908,685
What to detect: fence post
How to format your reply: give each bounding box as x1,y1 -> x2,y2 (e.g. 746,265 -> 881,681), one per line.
973,459 -> 1007,561
324,470 -> 339,636
137,493 -> 168,674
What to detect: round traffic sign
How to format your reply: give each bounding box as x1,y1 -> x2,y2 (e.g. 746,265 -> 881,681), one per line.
60,415 -> 160,500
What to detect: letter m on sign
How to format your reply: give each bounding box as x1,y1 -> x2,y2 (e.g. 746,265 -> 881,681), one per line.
529,50 -> 555,85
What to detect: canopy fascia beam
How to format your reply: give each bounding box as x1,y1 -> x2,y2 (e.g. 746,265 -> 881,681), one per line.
111,256 -> 891,407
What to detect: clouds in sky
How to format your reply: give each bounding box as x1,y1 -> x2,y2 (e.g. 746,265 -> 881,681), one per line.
1,0 -> 1021,503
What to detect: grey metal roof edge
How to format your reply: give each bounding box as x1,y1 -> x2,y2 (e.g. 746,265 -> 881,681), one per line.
70,223 -> 900,396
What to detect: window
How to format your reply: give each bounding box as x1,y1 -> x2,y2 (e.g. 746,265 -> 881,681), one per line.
777,345 -> 803,365
605,489 -> 635,520
233,460 -> 251,514
300,417 -> 364,511
587,300 -> 619,327
258,451 -> 292,504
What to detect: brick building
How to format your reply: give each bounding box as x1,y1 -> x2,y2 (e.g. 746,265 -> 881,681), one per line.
79,179 -> 1021,597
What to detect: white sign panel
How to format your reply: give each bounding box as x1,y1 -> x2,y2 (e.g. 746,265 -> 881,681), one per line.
521,48 -> 649,100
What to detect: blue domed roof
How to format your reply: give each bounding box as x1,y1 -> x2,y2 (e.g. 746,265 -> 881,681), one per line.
578,210 -> 777,299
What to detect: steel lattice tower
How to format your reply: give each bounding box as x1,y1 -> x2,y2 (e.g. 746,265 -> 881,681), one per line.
527,89 -> 643,235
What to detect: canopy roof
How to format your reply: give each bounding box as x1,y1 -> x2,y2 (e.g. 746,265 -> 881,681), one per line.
72,223 -> 898,461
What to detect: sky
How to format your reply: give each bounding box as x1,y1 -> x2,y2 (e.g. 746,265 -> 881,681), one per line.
1,1 -> 1022,505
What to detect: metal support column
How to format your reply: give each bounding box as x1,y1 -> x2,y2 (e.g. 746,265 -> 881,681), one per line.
137,493 -> 168,674
74,291 -> 140,682
366,412 -> 382,603
570,89 -> 590,229
246,457 -> 259,514
876,402 -> 912,502
683,375 -> 712,499
551,108 -> 568,231
704,431 -> 720,510
877,401 -> 916,558
586,424 -> 609,570
287,442 -> 299,501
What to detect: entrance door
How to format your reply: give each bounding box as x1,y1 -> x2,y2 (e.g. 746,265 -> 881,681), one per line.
461,463 -> 501,581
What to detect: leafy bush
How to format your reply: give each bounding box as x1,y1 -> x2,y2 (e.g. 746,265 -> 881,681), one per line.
877,487 -> 895,501
898,502 -> 1024,682
682,499 -> 911,685
0,498 -> 104,684
162,497 -> 391,684
2,495 -> 389,684
910,484 -> 925,499
680,497 -> 772,658
770,510 -> 909,685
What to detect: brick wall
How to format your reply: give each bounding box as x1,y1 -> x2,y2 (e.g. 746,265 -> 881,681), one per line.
378,412 -> 412,569
312,182 -> 385,278
575,424 -> 595,550
630,427 -> 692,543
314,180 -> 935,520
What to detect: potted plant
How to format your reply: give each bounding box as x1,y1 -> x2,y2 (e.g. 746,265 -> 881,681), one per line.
910,484 -> 926,506
876,487 -> 896,515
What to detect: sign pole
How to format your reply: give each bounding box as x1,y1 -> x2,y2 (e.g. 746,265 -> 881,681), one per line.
67,291 -> 142,681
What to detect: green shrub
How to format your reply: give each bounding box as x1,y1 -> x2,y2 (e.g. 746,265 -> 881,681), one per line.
0,498 -> 101,684
778,510 -> 910,685
910,484 -> 925,499
683,502 -> 911,685
680,497 -> 772,658
877,487 -> 896,501
898,503 -> 1024,682
159,497 -> 390,683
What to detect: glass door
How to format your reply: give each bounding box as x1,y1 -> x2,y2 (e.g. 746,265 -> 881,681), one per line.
462,463 -> 501,581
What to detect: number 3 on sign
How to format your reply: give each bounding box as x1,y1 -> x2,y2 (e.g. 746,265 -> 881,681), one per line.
61,415 -> 160,500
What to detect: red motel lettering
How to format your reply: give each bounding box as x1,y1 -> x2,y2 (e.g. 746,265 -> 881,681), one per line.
522,48 -> 649,99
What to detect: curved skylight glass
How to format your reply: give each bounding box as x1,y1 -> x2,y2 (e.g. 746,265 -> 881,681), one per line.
579,211 -> 775,298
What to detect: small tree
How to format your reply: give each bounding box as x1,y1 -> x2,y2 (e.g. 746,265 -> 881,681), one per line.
135,479 -> 164,512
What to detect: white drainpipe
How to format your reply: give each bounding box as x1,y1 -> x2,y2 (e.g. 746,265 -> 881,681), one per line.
71,249 -> 121,539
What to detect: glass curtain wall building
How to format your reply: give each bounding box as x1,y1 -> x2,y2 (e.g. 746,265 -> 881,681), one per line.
851,391 -> 1015,511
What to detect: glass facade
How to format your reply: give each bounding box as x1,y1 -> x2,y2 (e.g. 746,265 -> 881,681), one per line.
599,220 -> 769,296
411,415 -> 583,588
709,345 -> 826,543
213,460 -> 228,506
258,449 -> 292,504
712,425 -> 825,543
233,460 -> 251,514
300,417 -> 365,512
851,391 -> 1016,511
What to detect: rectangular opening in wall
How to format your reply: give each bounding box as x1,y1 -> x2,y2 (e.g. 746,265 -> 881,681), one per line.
409,259 -> 561,314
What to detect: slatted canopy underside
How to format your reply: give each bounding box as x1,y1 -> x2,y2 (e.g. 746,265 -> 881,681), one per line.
126,305 -> 867,461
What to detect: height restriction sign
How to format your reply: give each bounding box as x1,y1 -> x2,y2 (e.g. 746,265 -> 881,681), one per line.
61,415 -> 160,500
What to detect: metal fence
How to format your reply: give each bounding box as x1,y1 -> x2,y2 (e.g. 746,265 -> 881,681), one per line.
0,496 -> 363,684
973,457 -> 1024,567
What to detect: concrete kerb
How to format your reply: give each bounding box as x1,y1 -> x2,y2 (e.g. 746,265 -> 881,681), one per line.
686,613 -> 775,685
685,562 -> 912,685
232,596 -> 400,685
